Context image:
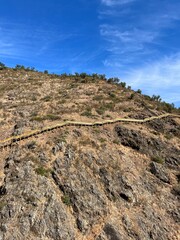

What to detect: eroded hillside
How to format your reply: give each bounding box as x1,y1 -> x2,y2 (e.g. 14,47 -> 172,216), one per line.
0,68 -> 179,240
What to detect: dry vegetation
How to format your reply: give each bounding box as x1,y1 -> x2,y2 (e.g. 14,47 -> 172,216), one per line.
0,64 -> 179,240
0,66 -> 179,141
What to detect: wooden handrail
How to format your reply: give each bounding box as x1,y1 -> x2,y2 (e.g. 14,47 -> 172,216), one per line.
0,113 -> 179,150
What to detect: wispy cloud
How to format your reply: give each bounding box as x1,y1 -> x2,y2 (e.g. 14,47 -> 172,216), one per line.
100,24 -> 157,53
122,53 -> 180,104
98,0 -> 180,105
101,0 -> 135,6
0,21 -> 75,61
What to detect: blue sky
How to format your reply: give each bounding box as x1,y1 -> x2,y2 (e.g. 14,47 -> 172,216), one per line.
0,0 -> 180,106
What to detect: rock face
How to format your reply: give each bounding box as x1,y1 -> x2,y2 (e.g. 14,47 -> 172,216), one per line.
150,162 -> 170,183
115,125 -> 180,168
0,117 -> 179,240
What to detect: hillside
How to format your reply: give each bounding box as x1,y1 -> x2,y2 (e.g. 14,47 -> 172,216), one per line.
0,67 -> 180,240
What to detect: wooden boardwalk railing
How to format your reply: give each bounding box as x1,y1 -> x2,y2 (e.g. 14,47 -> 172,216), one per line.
0,113 -> 179,150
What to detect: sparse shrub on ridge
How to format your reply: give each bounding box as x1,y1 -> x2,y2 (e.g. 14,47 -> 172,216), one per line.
137,89 -> 142,94
0,62 -> 6,70
119,82 -> 126,88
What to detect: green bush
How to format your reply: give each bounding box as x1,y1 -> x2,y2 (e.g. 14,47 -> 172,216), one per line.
137,89 -> 142,94
99,138 -> 106,143
80,72 -> 87,79
81,110 -> 92,117
151,156 -> 164,164
15,64 -> 25,70
35,166 -> 51,177
30,114 -> 60,121
160,102 -> 175,113
151,95 -> 161,102
108,92 -> 116,99
0,62 -> 6,70
120,82 -> 126,88
129,93 -> 135,99
0,201 -> 6,210
61,194 -> 71,206
107,77 -> 119,84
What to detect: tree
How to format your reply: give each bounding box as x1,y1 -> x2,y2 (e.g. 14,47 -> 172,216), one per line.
120,82 -> 126,88
137,89 -> 142,94
74,72 -> 79,77
80,72 -> 87,79
15,64 -> 25,70
152,95 -> 161,102
0,62 -> 6,70
107,77 -> 119,84
98,74 -> 106,80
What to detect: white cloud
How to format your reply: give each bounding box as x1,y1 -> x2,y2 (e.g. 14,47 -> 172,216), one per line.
0,21 -> 75,60
101,0 -> 135,6
122,53 -> 180,103
100,25 -> 156,43
100,24 -> 157,54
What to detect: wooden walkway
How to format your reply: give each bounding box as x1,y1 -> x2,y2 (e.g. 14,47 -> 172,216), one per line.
0,113 -> 179,150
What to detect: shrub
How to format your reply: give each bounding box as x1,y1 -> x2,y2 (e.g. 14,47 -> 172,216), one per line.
129,93 -> 135,99
113,139 -> 119,144
0,201 -> 6,210
15,64 -> 25,70
96,107 -> 105,115
60,73 -> 68,78
107,77 -> 119,84
61,194 -> 71,206
44,70 -> 48,74
30,114 -> 60,121
0,62 -> 6,70
119,82 -> 126,88
151,95 -> 161,102
108,92 -> 116,99
160,102 -> 175,113
151,156 -> 164,164
81,108 -> 92,117
92,73 -> 98,79
35,166 -> 50,177
80,72 -> 87,79
99,138 -> 106,143
137,89 -> 142,94
98,74 -> 106,80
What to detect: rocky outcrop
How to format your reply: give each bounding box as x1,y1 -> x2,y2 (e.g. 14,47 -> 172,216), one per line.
0,131 -> 179,240
115,125 -> 180,169
150,162 -> 170,183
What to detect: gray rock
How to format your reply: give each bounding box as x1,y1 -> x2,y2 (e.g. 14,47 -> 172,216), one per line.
38,152 -> 48,163
13,121 -> 26,136
150,162 -> 170,183
52,141 -> 66,155
103,224 -> 122,240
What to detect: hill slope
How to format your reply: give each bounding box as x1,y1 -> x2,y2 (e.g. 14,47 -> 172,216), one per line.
0,68 -> 179,240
